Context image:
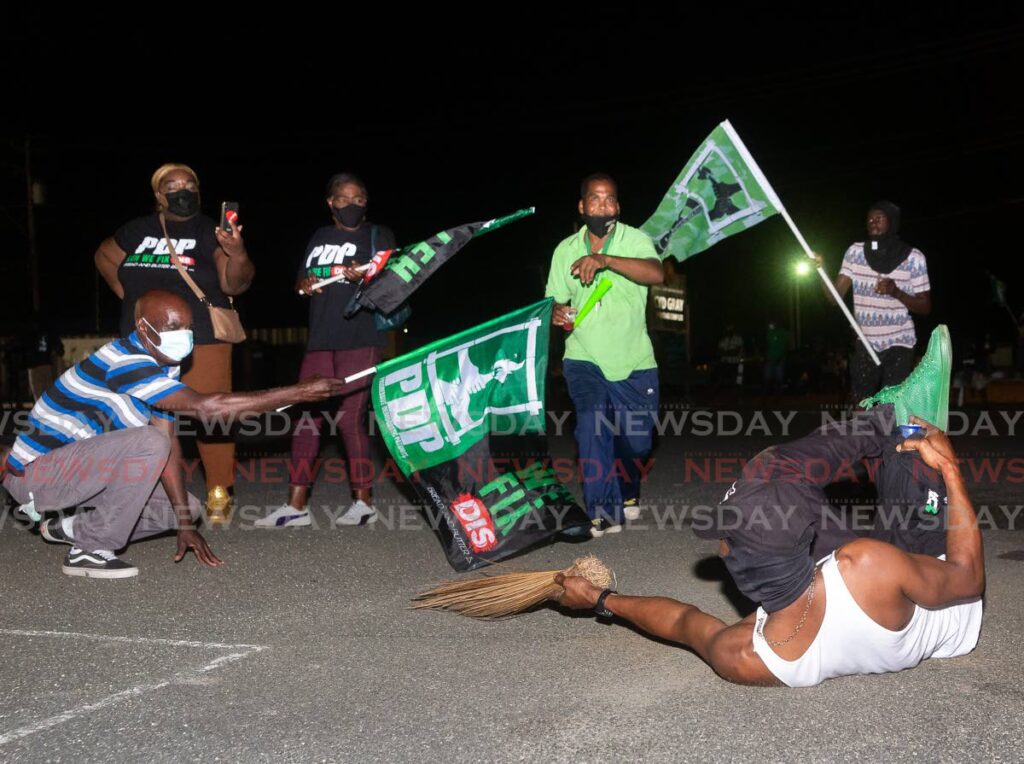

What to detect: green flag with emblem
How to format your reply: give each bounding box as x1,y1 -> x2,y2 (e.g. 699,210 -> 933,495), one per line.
372,299 -> 551,476
642,120 -> 783,261
370,298 -> 589,570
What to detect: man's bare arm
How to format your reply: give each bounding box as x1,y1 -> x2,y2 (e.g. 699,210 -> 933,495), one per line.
845,419 -> 984,610
154,376 -> 345,420
881,284 -> 931,315
570,254 -> 664,286
150,415 -> 191,529
150,415 -> 223,567
811,254 -> 851,305
898,418 -> 984,605
554,574 -> 776,685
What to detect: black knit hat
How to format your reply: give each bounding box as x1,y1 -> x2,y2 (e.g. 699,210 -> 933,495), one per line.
868,200 -> 902,234
326,173 -> 368,198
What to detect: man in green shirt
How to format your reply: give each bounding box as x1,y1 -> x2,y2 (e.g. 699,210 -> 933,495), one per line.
546,173 -> 663,537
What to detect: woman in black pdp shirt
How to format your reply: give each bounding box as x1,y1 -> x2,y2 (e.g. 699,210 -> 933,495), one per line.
94,163 -> 255,522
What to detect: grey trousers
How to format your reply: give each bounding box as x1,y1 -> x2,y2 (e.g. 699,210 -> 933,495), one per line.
4,427 -> 200,553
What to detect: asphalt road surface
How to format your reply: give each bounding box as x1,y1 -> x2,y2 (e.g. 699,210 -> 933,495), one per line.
2,421 -> 1022,763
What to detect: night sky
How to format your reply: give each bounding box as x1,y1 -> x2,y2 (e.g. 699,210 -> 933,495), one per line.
3,7 -> 1022,370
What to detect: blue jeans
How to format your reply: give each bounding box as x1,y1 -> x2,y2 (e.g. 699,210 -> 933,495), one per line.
563,360 -> 659,523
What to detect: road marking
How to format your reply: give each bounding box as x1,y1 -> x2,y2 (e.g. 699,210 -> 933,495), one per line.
0,628 -> 266,651
0,629 -> 267,747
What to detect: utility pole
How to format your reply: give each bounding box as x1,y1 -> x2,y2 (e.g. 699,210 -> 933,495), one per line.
25,136 -> 40,314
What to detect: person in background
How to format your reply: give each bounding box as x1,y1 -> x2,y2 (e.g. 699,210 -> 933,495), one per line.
815,200 -> 930,401
94,164 -> 254,522
546,173 -> 663,537
716,324 -> 744,391
763,320 -> 789,396
256,173 -> 396,529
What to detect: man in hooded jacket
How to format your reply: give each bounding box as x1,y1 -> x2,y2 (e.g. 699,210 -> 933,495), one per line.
821,200 -> 932,399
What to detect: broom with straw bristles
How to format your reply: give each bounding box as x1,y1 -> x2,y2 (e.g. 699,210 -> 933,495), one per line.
411,555 -> 614,619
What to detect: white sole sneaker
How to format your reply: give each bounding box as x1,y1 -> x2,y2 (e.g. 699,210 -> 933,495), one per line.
254,506 -> 312,528
589,520 -> 623,538
336,501 -> 378,526
62,548 -> 139,579
623,505 -> 641,522
62,564 -> 140,579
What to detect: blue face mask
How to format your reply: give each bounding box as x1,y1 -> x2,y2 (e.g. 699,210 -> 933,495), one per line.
143,318 -> 194,362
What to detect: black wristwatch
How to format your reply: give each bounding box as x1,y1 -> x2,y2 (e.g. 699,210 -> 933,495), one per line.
594,588 -> 616,618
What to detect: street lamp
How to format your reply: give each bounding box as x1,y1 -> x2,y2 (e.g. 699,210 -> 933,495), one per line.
791,258 -> 812,347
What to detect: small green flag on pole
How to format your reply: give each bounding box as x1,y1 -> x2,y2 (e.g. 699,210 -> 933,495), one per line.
641,120 -> 782,262
643,119 -> 883,366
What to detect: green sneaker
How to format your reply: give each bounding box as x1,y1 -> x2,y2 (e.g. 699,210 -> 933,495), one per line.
859,325 -> 952,431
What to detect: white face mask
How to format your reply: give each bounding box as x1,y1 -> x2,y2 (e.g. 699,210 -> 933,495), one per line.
143,318 -> 194,362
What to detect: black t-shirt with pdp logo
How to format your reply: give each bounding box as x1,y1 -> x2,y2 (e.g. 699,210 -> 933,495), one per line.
114,213 -> 230,345
297,222 -> 396,351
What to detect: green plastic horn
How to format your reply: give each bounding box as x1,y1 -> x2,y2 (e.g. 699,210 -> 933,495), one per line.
574,277 -> 613,328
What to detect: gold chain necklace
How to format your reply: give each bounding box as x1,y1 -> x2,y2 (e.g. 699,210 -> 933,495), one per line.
757,569 -> 817,648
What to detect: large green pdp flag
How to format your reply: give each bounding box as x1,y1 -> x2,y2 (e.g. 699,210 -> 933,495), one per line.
373,299 -> 550,476
371,298 -> 589,570
642,120 -> 783,262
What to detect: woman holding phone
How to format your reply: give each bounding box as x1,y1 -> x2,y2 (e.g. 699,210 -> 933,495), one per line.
256,172 -> 395,529
94,163 -> 255,522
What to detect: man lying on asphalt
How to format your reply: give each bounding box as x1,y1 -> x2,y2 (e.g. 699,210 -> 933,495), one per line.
0,289 -> 346,579
555,407 -> 983,687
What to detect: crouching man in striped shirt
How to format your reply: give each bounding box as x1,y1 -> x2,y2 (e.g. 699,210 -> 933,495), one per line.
0,290 -> 346,578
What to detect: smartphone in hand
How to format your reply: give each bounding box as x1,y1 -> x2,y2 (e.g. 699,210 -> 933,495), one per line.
220,201 -> 240,234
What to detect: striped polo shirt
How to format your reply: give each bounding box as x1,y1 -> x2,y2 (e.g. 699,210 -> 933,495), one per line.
840,243 -> 930,352
7,332 -> 186,472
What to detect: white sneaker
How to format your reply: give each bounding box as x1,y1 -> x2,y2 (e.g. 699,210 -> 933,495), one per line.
336,500 -> 378,526
623,499 -> 641,522
254,505 -> 311,528
63,548 -> 138,579
589,519 -> 623,538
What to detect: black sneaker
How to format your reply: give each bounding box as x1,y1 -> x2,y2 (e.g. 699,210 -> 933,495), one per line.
589,519 -> 623,538
40,519 -> 74,546
62,548 -> 139,579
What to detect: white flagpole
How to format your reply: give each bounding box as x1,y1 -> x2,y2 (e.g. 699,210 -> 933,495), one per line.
343,366 -> 377,384
275,366 -> 378,412
720,120 -> 882,366
299,263 -> 372,295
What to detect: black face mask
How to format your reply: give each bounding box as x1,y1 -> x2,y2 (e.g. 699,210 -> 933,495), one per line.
333,204 -> 366,228
582,213 -> 617,238
165,189 -> 200,218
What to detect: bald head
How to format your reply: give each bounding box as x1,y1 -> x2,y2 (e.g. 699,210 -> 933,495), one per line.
133,290 -> 193,364
134,290 -> 192,331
